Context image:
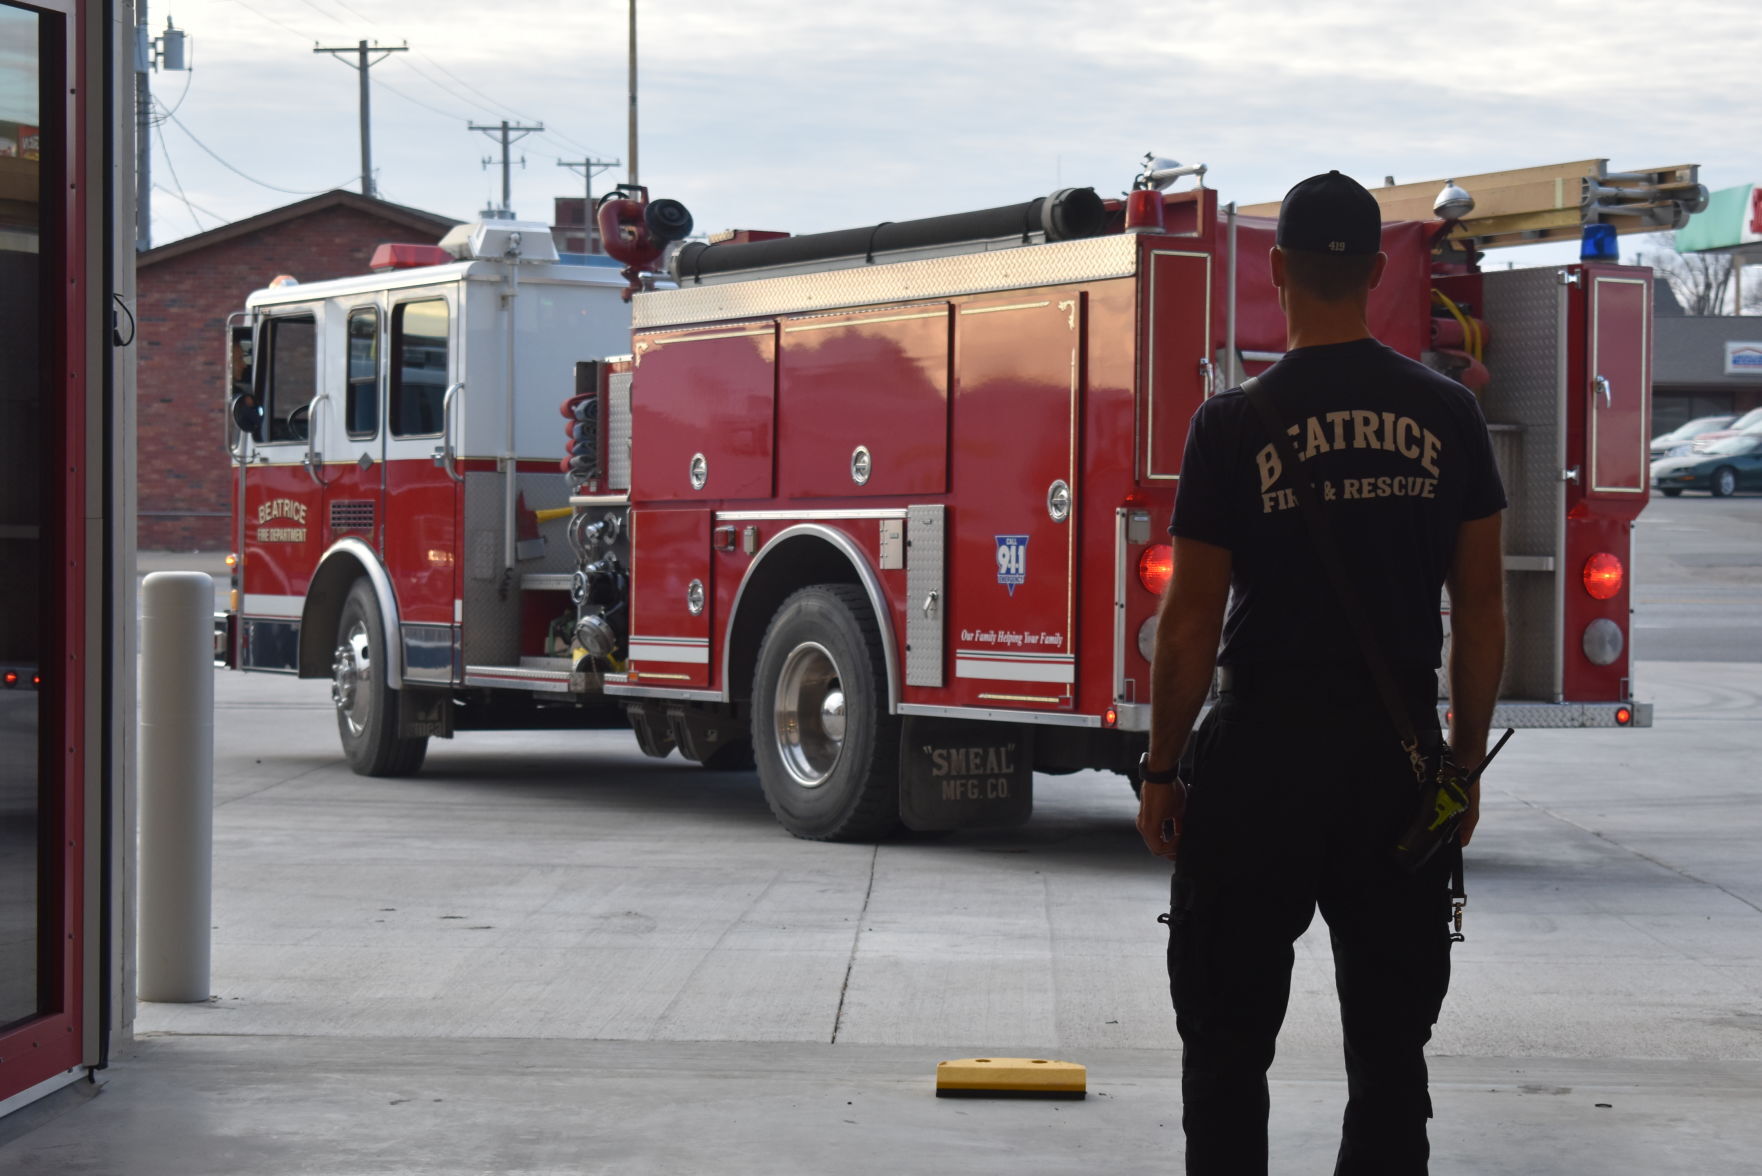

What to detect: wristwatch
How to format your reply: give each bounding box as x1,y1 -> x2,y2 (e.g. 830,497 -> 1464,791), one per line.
1138,752 -> 1180,787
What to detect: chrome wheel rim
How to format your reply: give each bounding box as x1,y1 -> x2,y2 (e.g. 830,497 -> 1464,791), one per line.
774,642 -> 845,788
331,620 -> 372,737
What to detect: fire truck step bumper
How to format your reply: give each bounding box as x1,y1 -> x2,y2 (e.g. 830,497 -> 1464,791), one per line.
464,660 -> 581,694
1445,700 -> 1652,729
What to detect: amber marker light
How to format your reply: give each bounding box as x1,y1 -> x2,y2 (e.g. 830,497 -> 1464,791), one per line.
1583,552 -> 1623,600
1138,544 -> 1174,595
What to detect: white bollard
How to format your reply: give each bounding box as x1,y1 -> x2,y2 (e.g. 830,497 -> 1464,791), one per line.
138,571 -> 215,1003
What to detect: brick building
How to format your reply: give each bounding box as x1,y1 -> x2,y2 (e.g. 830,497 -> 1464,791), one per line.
137,190 -> 457,549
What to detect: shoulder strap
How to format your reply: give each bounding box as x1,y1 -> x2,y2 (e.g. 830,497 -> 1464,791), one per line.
1240,376 -> 1431,781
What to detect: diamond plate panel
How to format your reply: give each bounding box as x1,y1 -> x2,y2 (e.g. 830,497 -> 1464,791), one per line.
607,370 -> 633,489
905,504 -> 945,688
1480,268 -> 1567,702
632,235 -> 1139,330
460,471 -> 581,668
1480,268 -> 1565,559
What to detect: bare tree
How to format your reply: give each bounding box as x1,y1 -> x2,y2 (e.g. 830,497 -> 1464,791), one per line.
1628,232 -> 1738,315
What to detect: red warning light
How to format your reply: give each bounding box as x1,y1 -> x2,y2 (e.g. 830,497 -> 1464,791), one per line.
1138,544 -> 1174,595
1583,552 -> 1623,600
1615,706 -> 1633,726
1103,706 -> 1119,728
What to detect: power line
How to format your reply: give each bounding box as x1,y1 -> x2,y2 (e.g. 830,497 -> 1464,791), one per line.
161,108 -> 353,196
292,0 -> 349,27
219,0 -> 313,41
414,50 -> 540,125
329,0 -> 380,26
372,72 -> 476,122
382,57 -> 598,163
153,119 -> 205,234
153,182 -> 225,225
149,69 -> 194,126
413,49 -> 599,158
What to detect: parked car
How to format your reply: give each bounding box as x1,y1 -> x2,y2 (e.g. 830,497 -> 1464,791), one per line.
1689,406 -> 1762,451
1652,433 -> 1762,497
1651,414 -> 1735,458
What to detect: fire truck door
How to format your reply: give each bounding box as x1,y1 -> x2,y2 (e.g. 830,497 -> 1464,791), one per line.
320,303 -> 389,559
946,296 -> 1081,710
381,295 -> 461,684
1584,271 -> 1650,497
236,309 -> 326,672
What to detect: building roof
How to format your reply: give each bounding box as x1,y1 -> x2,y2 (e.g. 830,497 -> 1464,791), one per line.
138,190 -> 460,268
1655,314 -> 1762,389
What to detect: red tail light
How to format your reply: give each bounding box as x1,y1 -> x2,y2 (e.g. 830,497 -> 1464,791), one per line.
2,671 -> 16,688
1138,544 -> 1174,595
1615,706 -> 1633,726
1583,552 -> 1623,600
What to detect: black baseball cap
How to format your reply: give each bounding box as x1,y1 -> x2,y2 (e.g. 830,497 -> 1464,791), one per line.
1276,171 -> 1382,256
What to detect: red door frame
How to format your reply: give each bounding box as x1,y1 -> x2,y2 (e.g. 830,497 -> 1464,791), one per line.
0,0 -> 87,1104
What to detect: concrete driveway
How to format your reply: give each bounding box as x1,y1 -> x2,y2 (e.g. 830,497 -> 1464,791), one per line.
2,656 -> 1759,1175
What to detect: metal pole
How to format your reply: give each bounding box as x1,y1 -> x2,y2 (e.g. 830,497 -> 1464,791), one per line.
1225,201 -> 1239,387
137,572 -> 214,1003
357,40 -> 372,197
500,121 -> 512,213
136,0 -> 151,249
627,0 -> 638,186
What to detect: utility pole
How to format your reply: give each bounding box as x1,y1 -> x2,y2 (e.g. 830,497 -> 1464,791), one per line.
136,0 -> 152,247
470,120 -> 543,219
313,39 -> 407,199
627,0 -> 638,187
134,4 -> 189,250
557,157 -> 619,252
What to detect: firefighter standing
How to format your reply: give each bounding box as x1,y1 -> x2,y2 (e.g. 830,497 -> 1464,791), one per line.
1136,172 -> 1508,1175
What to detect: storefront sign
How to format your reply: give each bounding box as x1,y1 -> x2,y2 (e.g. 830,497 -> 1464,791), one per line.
1724,342 -> 1762,375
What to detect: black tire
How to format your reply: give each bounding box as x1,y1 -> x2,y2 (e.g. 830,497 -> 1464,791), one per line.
1661,487 -> 1683,498
1711,467 -> 1738,498
332,579 -> 428,776
750,584 -> 899,841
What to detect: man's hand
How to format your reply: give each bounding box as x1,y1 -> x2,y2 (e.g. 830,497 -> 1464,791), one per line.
1459,778 -> 1481,847
1136,778 -> 1188,861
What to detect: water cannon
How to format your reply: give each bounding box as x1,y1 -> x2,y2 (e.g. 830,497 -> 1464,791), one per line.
596,184 -> 694,301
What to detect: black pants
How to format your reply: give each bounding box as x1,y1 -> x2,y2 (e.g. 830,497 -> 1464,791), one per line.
1168,673 -> 1455,1176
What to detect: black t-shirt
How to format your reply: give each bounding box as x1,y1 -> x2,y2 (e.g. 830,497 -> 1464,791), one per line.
1169,338 -> 1506,668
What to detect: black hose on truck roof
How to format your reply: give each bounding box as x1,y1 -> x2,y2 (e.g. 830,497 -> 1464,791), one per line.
668,188 -> 1107,283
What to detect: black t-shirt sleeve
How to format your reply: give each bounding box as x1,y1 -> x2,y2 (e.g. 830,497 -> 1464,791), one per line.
1457,395 -> 1508,522
1168,399 -> 1237,548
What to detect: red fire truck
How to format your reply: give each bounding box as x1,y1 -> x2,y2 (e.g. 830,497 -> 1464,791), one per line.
220,159 -> 1700,840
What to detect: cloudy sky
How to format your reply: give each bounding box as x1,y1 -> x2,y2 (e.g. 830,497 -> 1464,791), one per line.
135,0 -> 1758,262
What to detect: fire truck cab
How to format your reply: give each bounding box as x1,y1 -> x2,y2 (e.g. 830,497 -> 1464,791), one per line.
221,222 -> 633,772
221,162 -> 1689,840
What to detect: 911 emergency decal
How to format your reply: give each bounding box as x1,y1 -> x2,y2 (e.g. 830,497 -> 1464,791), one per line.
995,534 -> 1028,595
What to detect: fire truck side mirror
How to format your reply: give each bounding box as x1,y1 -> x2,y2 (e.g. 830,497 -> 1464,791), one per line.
230,392 -> 264,439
